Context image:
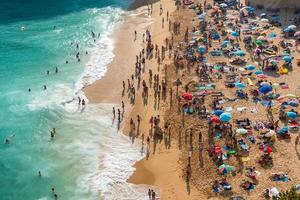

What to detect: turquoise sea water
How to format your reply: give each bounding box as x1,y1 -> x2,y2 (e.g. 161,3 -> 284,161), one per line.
0,0 -> 147,199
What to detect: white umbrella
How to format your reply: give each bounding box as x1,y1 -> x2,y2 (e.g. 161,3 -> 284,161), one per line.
288,25 -> 297,30
269,187 -> 280,198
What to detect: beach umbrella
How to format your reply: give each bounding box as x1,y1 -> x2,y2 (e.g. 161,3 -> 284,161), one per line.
212,33 -> 220,39
268,32 -> 277,38
257,74 -> 268,79
269,187 -> 280,198
260,18 -> 269,22
282,55 -> 292,62
254,70 -> 263,75
197,13 -> 206,19
236,128 -> 248,135
219,112 -> 232,122
231,31 -> 239,37
278,127 -> 289,135
182,92 -> 193,100
234,82 -> 246,89
246,65 -> 256,70
198,46 -> 206,54
234,50 -> 246,57
260,145 -> 272,154
265,130 -> 275,137
294,31 -> 300,37
287,111 -> 298,119
287,25 -> 296,30
260,13 -> 267,18
259,85 -> 272,94
214,145 -> 222,154
221,40 -> 230,46
218,164 -> 234,175
288,101 -> 299,107
255,40 -> 263,45
272,83 -> 280,89
284,28 -> 292,33
219,3 -> 228,8
213,109 -> 224,116
257,36 -> 267,41
211,116 -> 220,123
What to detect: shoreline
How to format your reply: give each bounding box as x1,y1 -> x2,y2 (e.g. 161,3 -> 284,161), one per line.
83,0 -> 197,199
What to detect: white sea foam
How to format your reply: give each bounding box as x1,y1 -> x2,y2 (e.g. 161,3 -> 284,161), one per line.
26,6 -> 155,200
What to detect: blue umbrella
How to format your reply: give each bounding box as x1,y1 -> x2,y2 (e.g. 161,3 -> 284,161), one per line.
246,65 -> 256,70
282,55 -> 292,62
212,33 -> 220,40
219,3 -> 228,8
220,112 -> 232,122
287,111 -> 298,119
254,70 -> 263,75
268,32 -> 277,38
259,85 -> 272,94
221,40 -> 230,46
284,28 -> 292,33
234,50 -> 246,56
288,101 -> 299,107
234,82 -> 246,89
198,46 -> 206,54
231,31 -> 239,37
278,127 -> 289,135
197,13 -> 206,19
213,110 -> 224,116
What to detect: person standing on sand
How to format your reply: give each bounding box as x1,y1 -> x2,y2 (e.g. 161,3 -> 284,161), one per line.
134,30 -> 137,41
148,189 -> 152,199
112,107 -> 115,119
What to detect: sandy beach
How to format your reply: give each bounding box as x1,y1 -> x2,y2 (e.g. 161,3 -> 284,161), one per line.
84,0 -> 300,199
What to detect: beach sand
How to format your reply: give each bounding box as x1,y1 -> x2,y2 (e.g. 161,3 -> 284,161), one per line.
84,0 -> 300,199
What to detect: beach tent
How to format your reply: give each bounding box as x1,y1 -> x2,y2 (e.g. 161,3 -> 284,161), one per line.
220,112 -> 232,122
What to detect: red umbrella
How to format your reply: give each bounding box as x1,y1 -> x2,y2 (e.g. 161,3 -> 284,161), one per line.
182,92 -> 193,100
211,116 -> 220,123
260,145 -> 272,154
214,145 -> 222,154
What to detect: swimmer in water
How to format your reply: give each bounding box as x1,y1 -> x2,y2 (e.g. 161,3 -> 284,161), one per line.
82,99 -> 86,106
43,85 -> 47,90
66,61 -> 68,64
55,67 -> 58,73
47,70 -> 50,75
28,88 -> 31,92
38,171 -> 42,177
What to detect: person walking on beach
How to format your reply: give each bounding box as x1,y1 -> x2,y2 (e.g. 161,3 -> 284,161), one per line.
112,107 -> 115,119
134,30 -> 137,41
